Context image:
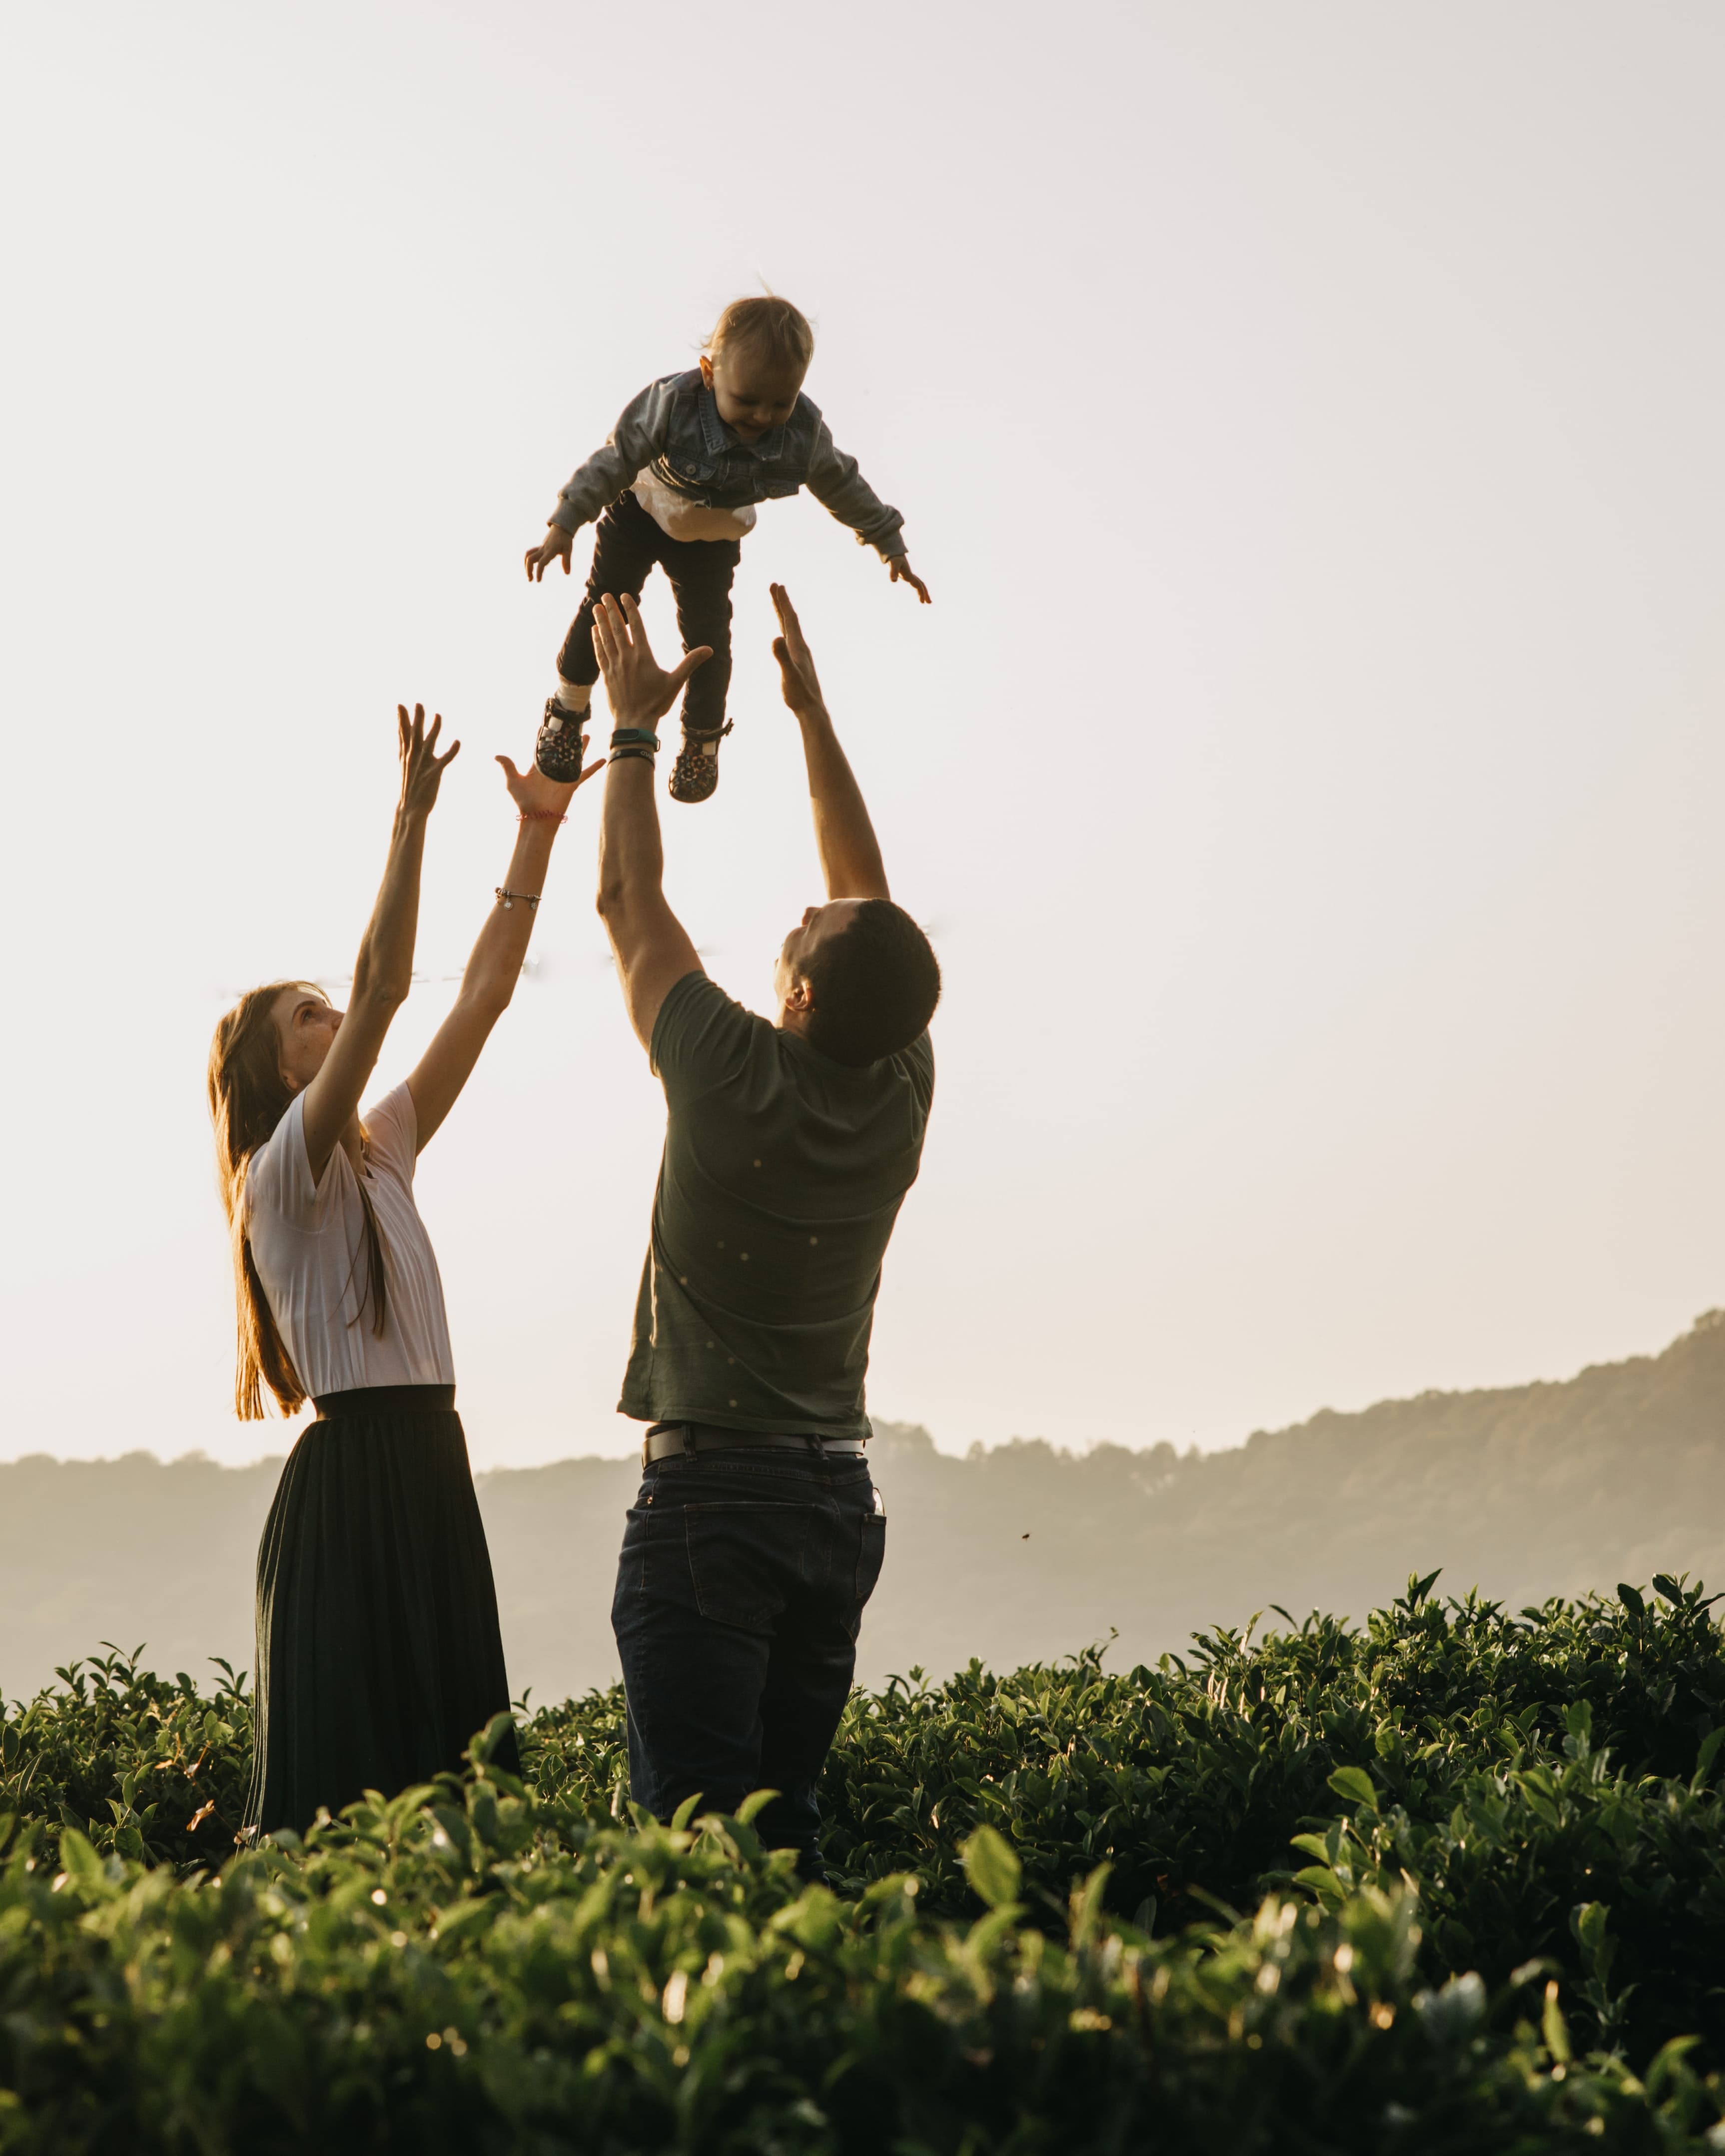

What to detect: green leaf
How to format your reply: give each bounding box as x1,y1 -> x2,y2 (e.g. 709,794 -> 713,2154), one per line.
734,1789 -> 781,1826
433,1897 -> 495,1942
961,1825 -> 1021,1911
1645,2034 -> 1704,2100
58,1827 -> 104,1891
1651,1573 -> 1683,1606
1293,1866 -> 1347,1909
1541,1980 -> 1572,2064
1616,1583 -> 1645,1620
1069,1862 -> 1111,1947
1327,1766 -> 1379,1810
1694,1727 -> 1725,1785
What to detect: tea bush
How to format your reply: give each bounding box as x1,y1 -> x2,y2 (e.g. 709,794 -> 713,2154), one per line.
0,1646 -> 252,1872
3,1574 -> 1725,2152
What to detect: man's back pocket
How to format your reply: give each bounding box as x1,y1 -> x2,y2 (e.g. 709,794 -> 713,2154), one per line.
683,1502 -> 819,1632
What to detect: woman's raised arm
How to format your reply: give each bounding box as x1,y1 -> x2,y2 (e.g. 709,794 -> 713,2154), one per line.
406,752 -> 593,1149
300,706 -> 459,1177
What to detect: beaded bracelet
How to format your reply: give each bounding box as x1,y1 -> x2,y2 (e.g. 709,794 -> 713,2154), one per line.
495,887 -> 540,911
517,809 -> 566,824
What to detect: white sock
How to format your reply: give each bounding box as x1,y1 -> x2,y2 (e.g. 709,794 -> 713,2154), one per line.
554,679 -> 592,714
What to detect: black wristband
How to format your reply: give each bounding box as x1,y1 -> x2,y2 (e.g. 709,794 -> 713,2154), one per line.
607,746 -> 656,766
609,728 -> 660,750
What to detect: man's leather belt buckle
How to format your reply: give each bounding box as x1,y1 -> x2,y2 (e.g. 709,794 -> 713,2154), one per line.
642,1422 -> 868,1467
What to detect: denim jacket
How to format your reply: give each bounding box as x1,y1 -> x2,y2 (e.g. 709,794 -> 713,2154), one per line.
549,370 -> 905,558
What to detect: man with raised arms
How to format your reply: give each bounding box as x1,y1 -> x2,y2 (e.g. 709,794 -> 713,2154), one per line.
589,584 -> 940,1878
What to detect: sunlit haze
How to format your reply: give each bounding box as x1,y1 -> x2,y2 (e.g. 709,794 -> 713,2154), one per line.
4,3 -> 1724,1467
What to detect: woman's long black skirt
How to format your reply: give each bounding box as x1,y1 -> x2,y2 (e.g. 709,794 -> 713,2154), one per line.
243,1385 -> 520,1838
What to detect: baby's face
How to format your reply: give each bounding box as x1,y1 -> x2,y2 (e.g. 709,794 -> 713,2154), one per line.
701,347 -> 806,443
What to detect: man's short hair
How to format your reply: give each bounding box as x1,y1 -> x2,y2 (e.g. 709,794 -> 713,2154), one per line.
803,900 -> 941,1067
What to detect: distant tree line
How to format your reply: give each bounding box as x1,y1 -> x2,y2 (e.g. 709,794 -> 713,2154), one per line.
5,1313 -> 1724,1704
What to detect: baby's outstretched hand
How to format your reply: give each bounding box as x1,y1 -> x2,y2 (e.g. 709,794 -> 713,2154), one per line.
524,525 -> 574,583
887,554 -> 931,605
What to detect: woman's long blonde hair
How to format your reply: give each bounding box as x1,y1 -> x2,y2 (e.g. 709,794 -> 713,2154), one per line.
207,983 -> 388,1419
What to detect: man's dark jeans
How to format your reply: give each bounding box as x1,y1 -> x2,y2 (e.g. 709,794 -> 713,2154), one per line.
557,490 -> 739,736
610,1443 -> 885,1866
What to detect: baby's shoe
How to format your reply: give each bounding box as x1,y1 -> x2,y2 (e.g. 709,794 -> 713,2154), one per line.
668,719 -> 733,805
534,698 -> 588,783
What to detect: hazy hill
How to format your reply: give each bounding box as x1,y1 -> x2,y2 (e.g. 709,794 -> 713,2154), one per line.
5,1313 -> 1725,1704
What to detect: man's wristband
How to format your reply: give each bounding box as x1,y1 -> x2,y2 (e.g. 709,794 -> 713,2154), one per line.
608,746 -> 656,766
609,728 -> 660,750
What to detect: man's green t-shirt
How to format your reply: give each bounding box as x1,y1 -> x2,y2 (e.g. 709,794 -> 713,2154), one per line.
620,970 -> 935,1439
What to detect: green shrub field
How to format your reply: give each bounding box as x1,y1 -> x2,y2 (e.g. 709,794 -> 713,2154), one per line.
5,1574 -> 1725,2151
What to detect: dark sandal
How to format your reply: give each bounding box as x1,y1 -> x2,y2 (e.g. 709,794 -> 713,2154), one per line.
534,697 -> 589,783
668,719 -> 733,804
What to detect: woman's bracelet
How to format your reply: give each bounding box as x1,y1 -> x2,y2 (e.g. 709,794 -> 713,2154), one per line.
518,809 -> 566,823
495,887 -> 541,912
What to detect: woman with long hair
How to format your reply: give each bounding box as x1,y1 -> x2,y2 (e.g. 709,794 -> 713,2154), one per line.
208,702 -> 585,1837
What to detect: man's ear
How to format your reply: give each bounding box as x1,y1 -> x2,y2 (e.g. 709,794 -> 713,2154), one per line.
784,974 -> 814,1015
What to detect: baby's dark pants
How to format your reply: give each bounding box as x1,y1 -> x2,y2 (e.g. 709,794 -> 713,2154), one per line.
557,491 -> 739,736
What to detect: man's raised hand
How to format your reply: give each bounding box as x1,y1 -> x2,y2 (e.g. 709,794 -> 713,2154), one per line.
524,525 -> 574,583
590,593 -> 712,729
771,583 -> 829,723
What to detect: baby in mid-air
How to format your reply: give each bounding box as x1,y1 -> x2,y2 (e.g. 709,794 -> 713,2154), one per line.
524,295 -> 928,802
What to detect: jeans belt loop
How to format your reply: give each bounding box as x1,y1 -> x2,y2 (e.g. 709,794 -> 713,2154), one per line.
681,1423 -> 698,1460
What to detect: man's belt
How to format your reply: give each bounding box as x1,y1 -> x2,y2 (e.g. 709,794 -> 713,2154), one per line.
642,1421 -> 868,1467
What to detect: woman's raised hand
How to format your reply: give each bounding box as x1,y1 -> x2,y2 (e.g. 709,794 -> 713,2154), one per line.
494,751 -> 598,815
302,705 -> 454,1175
397,705 -> 461,818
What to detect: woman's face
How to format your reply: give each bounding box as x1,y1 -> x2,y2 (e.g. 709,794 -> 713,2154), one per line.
271,987 -> 342,1093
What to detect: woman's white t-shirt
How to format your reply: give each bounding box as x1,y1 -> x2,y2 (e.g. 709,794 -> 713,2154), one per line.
244,1083 -> 455,1399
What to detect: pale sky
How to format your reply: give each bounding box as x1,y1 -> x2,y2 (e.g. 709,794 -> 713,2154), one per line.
3,2 -> 1724,1469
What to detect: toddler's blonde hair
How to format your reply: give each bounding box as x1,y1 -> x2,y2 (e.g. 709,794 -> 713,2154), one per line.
706,295 -> 815,376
